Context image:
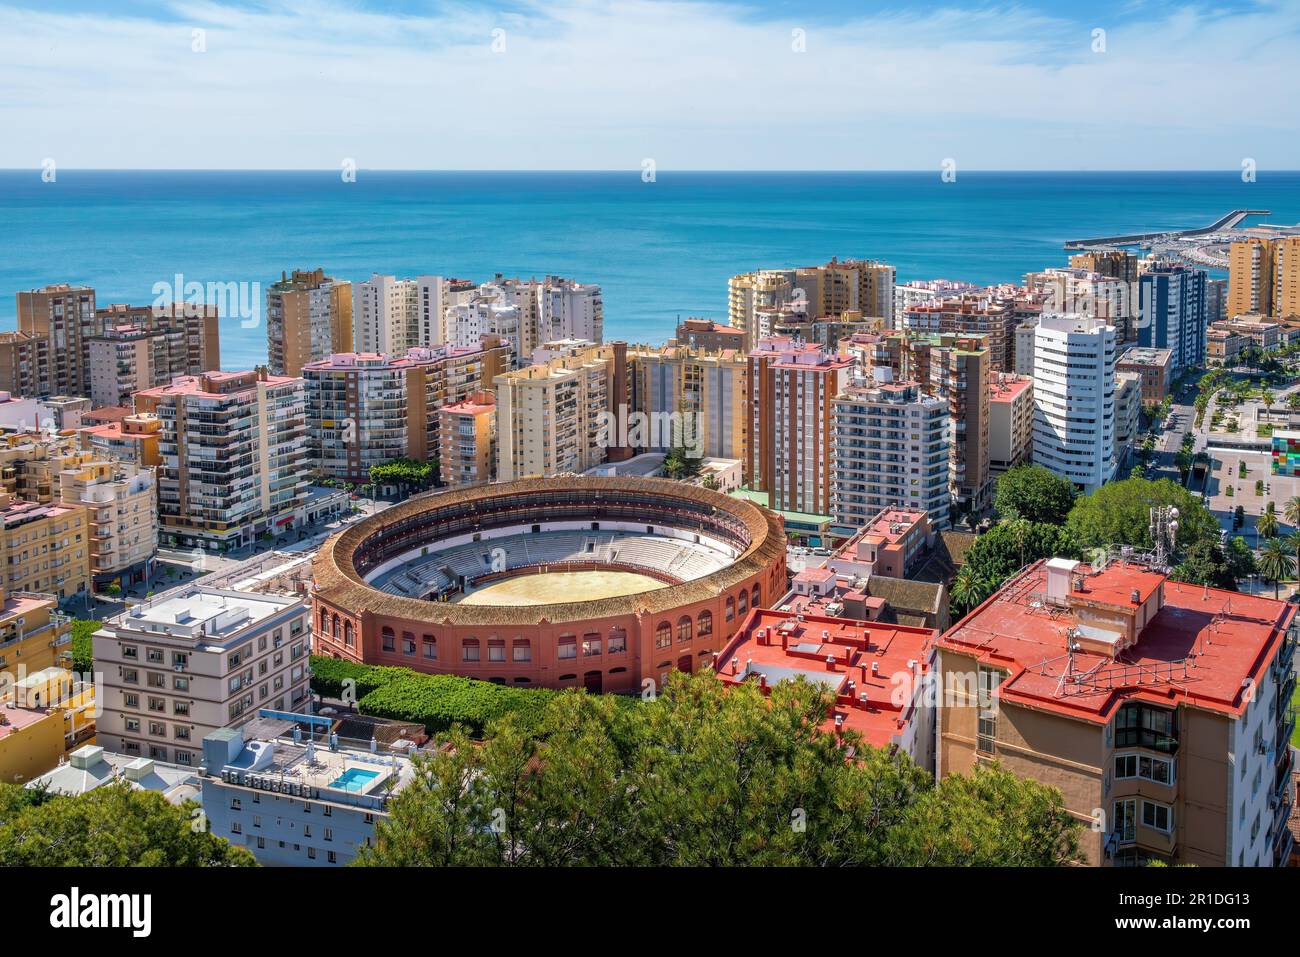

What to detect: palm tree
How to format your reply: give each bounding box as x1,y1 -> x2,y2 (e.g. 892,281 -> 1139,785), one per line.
1257,538 -> 1295,599
1258,506 -> 1280,542
950,565 -> 993,617
1283,495 -> 1300,530
1287,532 -> 1300,591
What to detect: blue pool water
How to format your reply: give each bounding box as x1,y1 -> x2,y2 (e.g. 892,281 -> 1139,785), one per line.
330,767 -> 381,792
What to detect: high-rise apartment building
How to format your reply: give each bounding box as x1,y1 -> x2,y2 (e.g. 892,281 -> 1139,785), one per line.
988,374 -> 1033,476
830,378 -> 951,530
628,343 -> 749,464
1138,264 -> 1207,375
1031,313 -> 1117,493
748,338 -> 853,518
58,461 -> 157,592
938,557 -> 1296,867
1027,267 -> 1137,342
926,336 -> 991,512
728,270 -> 795,351
266,269 -> 353,377
444,275 -> 601,361
494,343 -> 630,480
437,392 -> 496,488
135,369 -> 310,552
352,274 -> 455,356
1228,238 -> 1275,318
302,341 -> 510,485
16,284 -> 98,398
93,585 -> 310,768
901,294 -> 1019,372
90,302 -> 222,406
0,332 -> 53,399
1069,250 -> 1138,283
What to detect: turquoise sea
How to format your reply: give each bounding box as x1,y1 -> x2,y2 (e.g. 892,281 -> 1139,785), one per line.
1,170 -> 1297,370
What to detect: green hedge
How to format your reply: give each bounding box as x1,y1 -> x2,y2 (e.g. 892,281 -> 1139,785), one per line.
309,656 -> 566,736
69,620 -> 99,675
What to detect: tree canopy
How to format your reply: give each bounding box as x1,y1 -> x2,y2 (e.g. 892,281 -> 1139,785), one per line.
0,782 -> 256,867
355,672 -> 1080,867
993,465 -> 1078,526
961,519 -> 1082,588
1065,477 -> 1220,557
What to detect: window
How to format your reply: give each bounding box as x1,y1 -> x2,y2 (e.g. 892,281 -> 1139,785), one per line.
1141,800 -> 1173,833
725,596 -> 735,621
697,611 -> 712,637
676,616 -> 693,644
424,637 -> 437,659
976,666 -> 1004,753
582,635 -> 601,657
462,639 -> 480,662
557,636 -> 577,660
488,638 -> 506,662
512,639 -> 530,662
1113,799 -> 1136,843
1114,753 -> 1174,785
655,622 -> 672,649
1115,703 -> 1178,753
608,628 -> 627,654
382,627 -> 395,652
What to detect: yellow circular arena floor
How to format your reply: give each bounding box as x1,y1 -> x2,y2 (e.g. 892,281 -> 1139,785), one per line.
452,569 -> 668,606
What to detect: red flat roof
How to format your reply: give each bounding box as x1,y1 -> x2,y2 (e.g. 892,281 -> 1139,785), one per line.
989,377 -> 1032,403
715,608 -> 936,749
939,559 -> 1295,724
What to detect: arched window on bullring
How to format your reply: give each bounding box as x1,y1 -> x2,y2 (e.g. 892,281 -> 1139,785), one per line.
676,616 -> 693,643
697,610 -> 713,637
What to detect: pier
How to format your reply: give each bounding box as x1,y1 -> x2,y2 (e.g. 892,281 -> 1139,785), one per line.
1064,208 -> 1270,250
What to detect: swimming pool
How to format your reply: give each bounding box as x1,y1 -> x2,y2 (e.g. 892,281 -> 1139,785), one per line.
330,767 -> 381,792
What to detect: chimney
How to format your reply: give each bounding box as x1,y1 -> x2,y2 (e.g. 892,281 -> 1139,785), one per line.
826,653 -> 837,672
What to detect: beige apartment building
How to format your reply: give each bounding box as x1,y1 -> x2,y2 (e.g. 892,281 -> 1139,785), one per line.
728,270 -> 795,350
88,303 -> 222,408
748,338 -> 853,518
135,369 -> 310,552
93,586 -> 310,768
1229,236 -> 1300,320
0,491 -> 90,600
16,284 -> 98,398
0,590 -> 73,677
988,374 -> 1033,476
267,269 -> 354,377
78,412 -> 163,470
938,557 -> 1297,867
628,343 -> 749,465
303,340 -> 511,485
0,331 -> 53,400
437,392 -> 496,488
494,342 -> 629,480
58,461 -> 157,592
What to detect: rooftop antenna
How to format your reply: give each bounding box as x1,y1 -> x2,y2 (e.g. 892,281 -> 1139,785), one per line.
1149,505 -> 1179,569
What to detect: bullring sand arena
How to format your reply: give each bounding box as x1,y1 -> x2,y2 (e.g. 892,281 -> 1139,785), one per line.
452,569 -> 668,606
310,476 -> 788,693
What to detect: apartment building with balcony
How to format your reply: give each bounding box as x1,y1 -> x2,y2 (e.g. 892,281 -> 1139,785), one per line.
628,342 -> 749,465
1228,237 -> 1300,320
437,392 -> 496,488
266,269 -> 353,377
16,283 -> 97,398
303,341 -> 510,486
93,585 -> 310,768
0,491 -> 89,601
494,342 -> 630,480
901,293 -> 1019,372
0,331 -> 52,400
830,378 -> 951,531
88,302 -> 222,407
747,338 -> 853,518
988,374 -> 1034,476
938,557 -> 1297,867
78,411 -> 163,470
1031,313 -> 1117,494
134,369 -> 310,552
58,460 -> 157,591
0,590 -> 73,678
1138,264 -> 1207,375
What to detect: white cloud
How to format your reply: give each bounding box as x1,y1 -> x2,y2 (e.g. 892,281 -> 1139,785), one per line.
1,0 -> 1297,169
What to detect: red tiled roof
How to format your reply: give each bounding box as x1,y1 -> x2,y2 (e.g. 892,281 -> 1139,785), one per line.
939,559 -> 1295,724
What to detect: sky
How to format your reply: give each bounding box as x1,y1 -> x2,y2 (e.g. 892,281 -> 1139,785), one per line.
1,0 -> 1298,170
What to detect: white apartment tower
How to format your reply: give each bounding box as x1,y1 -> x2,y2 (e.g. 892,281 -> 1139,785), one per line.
1031,312 -> 1117,493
